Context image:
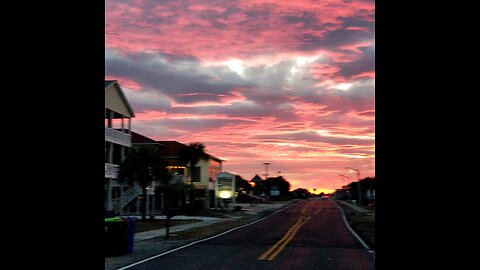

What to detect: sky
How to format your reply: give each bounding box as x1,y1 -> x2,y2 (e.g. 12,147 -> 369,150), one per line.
105,0 -> 375,194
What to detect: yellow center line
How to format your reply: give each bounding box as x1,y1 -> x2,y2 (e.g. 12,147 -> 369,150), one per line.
258,218 -> 304,260
264,217 -> 311,261
258,203 -> 315,261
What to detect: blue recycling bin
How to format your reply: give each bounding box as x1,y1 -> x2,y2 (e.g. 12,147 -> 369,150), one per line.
105,210 -> 116,218
124,217 -> 137,254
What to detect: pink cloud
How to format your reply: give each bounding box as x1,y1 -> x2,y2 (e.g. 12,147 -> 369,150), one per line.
106,0 -> 374,61
351,71 -> 375,80
127,92 -> 374,191
310,63 -> 342,81
339,41 -> 374,54
187,4 -> 226,13
346,26 -> 371,32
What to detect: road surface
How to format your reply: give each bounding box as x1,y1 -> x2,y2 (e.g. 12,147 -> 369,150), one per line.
121,199 -> 375,270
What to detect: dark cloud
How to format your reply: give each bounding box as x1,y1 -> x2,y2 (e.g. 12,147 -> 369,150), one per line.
284,11 -> 319,25
297,26 -> 372,52
106,50 -> 254,104
342,17 -> 375,31
338,45 -> 375,79
290,16 -> 374,68
124,90 -> 172,113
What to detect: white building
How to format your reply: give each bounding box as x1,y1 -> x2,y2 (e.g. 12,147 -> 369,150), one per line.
105,80 -> 136,214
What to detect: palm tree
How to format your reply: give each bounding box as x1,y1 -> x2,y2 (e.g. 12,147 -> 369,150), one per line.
179,142 -> 208,211
119,144 -> 170,221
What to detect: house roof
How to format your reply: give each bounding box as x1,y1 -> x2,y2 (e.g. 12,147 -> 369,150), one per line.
129,132 -> 223,163
251,174 -> 263,182
105,80 -> 116,88
131,131 -> 159,144
156,141 -> 189,158
154,140 -> 224,163
105,80 -> 135,117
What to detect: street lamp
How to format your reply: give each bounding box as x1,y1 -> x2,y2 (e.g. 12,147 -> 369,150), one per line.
337,173 -> 349,186
263,162 -> 270,180
338,174 -> 350,200
345,167 -> 362,205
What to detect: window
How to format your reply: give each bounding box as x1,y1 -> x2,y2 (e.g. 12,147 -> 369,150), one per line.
192,166 -> 201,182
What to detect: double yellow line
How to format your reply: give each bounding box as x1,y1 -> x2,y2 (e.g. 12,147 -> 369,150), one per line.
258,204 -> 315,261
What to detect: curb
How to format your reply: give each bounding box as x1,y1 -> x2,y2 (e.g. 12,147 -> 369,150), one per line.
333,200 -> 375,254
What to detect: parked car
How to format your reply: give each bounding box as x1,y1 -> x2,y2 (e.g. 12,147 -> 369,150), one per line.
236,194 -> 266,203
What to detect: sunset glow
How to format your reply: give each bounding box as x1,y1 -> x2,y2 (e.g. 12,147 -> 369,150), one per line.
105,0 -> 375,192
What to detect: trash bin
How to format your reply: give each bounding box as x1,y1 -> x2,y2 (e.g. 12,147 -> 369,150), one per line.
105,217 -> 128,257
105,210 -> 116,218
123,217 -> 137,254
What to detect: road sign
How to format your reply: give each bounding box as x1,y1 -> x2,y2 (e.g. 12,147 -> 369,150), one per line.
270,186 -> 280,196
215,172 -> 235,199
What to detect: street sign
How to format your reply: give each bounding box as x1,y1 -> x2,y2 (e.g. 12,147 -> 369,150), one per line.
270,186 -> 280,196
215,172 -> 235,199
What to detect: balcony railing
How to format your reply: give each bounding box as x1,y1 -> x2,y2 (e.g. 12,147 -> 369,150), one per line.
105,163 -> 120,179
170,175 -> 188,185
105,127 -> 132,147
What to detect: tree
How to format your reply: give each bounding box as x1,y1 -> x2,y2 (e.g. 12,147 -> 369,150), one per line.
264,176 -> 291,200
179,143 -> 208,211
346,177 -> 374,204
119,144 -> 170,221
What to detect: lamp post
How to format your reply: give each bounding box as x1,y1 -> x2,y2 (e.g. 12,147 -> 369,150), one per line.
338,174 -> 349,201
337,173 -> 349,186
345,167 -> 362,205
262,162 -> 270,180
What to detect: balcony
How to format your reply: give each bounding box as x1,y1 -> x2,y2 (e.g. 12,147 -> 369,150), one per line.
105,127 -> 131,147
105,163 -> 120,179
165,174 -> 185,185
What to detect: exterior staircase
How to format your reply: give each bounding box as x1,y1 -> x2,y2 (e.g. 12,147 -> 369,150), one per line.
112,185 -> 142,214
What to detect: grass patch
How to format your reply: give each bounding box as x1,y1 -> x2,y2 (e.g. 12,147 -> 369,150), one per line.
336,201 -> 375,250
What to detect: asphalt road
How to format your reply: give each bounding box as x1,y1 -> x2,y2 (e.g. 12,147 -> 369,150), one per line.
121,199 -> 375,270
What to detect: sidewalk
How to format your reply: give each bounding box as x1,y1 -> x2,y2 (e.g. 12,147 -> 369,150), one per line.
335,200 -> 375,216
127,202 -> 292,241
134,217 -> 224,242
105,201 -> 294,270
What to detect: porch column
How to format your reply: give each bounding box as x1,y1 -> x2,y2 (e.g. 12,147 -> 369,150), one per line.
106,179 -> 113,211
108,110 -> 114,128
108,142 -> 113,164
121,145 -> 126,162
161,190 -> 165,212
119,182 -> 124,215
146,188 -> 150,218
151,181 -> 156,219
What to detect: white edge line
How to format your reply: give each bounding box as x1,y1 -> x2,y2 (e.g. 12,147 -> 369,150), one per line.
333,201 -> 375,254
116,202 -> 298,270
